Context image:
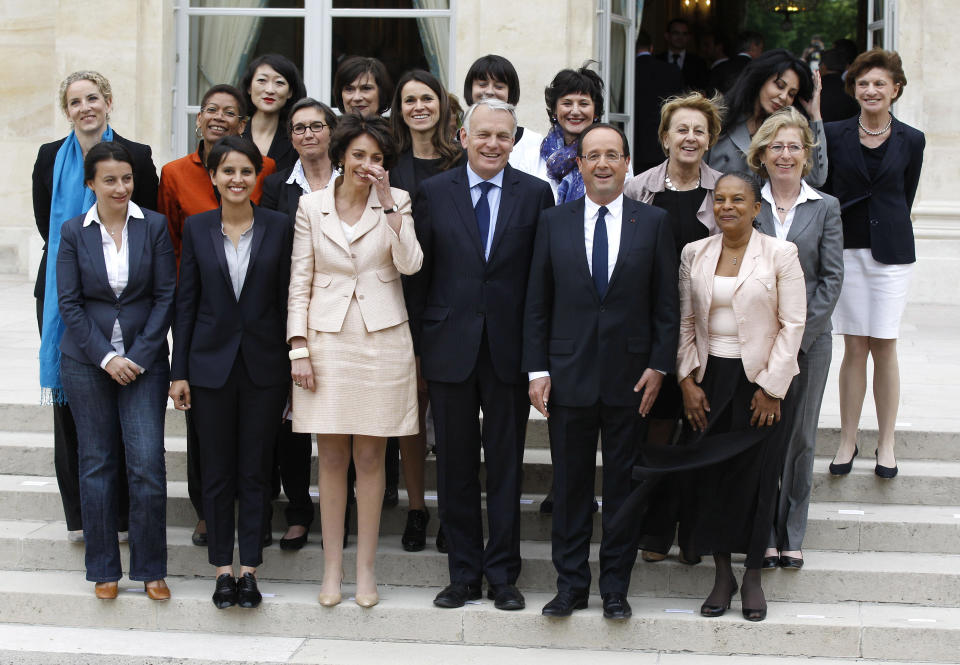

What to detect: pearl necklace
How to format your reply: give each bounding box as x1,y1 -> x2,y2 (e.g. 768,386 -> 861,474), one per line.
858,114 -> 892,136
664,173 -> 701,192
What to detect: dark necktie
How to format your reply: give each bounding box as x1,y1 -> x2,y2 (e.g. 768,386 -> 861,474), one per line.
593,205 -> 609,299
474,181 -> 494,258
672,52 -> 681,68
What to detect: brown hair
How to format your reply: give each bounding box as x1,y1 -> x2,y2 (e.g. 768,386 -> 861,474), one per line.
845,48 -> 907,101
657,91 -> 725,155
746,106 -> 816,178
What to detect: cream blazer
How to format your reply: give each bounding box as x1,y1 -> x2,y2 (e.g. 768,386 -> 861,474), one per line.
287,183 -> 422,340
677,229 -> 806,399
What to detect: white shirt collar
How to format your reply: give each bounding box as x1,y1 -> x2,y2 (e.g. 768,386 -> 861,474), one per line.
466,163 -> 505,189
584,193 -> 624,221
760,179 -> 822,210
286,159 -> 340,194
83,201 -> 144,227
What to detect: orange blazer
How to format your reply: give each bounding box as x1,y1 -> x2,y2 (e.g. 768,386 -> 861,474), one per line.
286,183 -> 422,340
677,229 -> 806,399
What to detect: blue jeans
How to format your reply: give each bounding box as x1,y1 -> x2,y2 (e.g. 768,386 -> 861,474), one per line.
60,354 -> 168,582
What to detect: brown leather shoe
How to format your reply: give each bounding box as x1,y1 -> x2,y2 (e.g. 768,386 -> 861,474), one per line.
145,579 -> 171,600
95,582 -> 119,599
641,550 -> 667,562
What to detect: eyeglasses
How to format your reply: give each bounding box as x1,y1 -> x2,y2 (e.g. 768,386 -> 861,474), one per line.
202,105 -> 238,119
291,121 -> 327,135
767,143 -> 805,155
581,151 -> 625,164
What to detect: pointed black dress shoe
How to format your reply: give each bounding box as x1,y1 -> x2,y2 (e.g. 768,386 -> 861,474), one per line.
433,582 -> 482,608
828,446 -> 859,475
761,555 -> 780,569
279,530 -> 308,551
778,554 -> 804,569
542,590 -> 589,617
436,525 -> 448,553
401,508 -> 429,552
700,585 -> 738,617
212,574 -> 237,609
487,584 -> 525,611
874,448 -> 898,478
601,593 -> 632,620
237,572 -> 262,608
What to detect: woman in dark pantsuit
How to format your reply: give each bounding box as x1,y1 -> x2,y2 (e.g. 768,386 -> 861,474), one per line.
169,136 -> 292,609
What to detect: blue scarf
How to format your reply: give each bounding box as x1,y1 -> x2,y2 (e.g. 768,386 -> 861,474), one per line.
38,126 -> 113,404
539,123 -> 584,204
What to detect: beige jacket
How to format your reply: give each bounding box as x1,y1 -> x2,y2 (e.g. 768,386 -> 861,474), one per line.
623,159 -> 723,236
677,229 -> 806,398
287,183 -> 422,339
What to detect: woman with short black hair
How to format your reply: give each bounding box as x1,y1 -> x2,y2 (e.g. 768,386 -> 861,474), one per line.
240,53 -> 307,171
333,56 -> 393,118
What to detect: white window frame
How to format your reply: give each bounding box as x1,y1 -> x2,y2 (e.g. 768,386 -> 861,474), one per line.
867,0 -> 897,51
595,0 -> 637,153
172,0 -> 457,156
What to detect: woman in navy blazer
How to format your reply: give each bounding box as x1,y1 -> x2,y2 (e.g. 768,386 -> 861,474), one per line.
823,50 -> 925,479
56,141 -> 175,600
169,136 -> 292,610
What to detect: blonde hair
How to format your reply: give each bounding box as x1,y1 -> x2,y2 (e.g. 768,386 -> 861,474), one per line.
746,106 -> 816,177
657,91 -> 725,155
58,70 -> 112,116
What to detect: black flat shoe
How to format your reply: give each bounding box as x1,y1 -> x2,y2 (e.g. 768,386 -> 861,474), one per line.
383,484 -> 399,508
212,574 -> 237,609
433,582 -> 482,608
237,572 -> 262,608
778,555 -> 804,569
192,523 -> 207,547
436,524 -> 448,553
761,555 -> 780,569
601,593 -> 632,620
487,584 -> 525,611
542,590 -> 589,617
678,549 -> 702,566
279,530 -> 308,551
874,448 -> 898,478
401,508 -> 429,552
262,532 -> 273,547
829,446 -> 859,475
700,585 -> 738,618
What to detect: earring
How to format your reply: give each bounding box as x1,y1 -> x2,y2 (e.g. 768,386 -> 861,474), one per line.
550,116 -> 558,124
195,125 -> 203,140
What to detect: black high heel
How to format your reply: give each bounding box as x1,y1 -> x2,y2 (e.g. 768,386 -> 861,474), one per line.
828,446 -> 858,475
700,584 -> 738,617
874,448 -> 898,479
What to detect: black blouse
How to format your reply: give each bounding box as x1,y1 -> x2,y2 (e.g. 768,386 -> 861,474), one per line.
842,141 -> 889,249
652,187 -> 709,258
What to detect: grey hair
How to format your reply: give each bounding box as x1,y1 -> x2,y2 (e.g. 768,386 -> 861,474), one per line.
462,98 -> 518,135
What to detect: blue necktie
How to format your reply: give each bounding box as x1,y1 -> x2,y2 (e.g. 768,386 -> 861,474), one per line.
593,205 -> 609,299
474,181 -> 494,258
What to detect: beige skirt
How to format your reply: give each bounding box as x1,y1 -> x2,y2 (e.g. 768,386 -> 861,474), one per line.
291,297 -> 418,437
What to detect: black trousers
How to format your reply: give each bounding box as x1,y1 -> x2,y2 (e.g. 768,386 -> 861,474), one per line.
192,356 -> 286,567
38,296 -> 128,531
548,402 -> 647,595
270,420 -> 315,528
428,333 -> 528,587
185,411 -> 204,521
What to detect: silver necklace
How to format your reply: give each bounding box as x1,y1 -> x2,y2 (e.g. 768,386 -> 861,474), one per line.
664,172 -> 701,191
858,114 -> 892,136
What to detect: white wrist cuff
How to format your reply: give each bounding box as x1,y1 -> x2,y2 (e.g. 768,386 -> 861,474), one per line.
289,347 -> 310,360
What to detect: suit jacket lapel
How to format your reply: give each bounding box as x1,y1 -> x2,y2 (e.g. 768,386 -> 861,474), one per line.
81,223 -> 111,296
700,235 -> 721,303
285,183 -> 302,221
240,214 -> 267,297
318,186 -> 351,255
207,214 -> 233,291
757,203 -> 778,237
487,166 -> 517,261
845,119 -> 870,184
605,199 -> 639,297
873,117 -> 905,184
349,187 -> 382,244
734,229 -> 762,291
566,199 -> 596,301
786,200 -> 816,243
730,121 -> 752,159
123,217 -> 146,296
451,166 -> 485,261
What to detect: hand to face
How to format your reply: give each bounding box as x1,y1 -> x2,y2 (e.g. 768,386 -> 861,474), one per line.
749,388 -> 781,427
105,356 -> 141,386
359,162 -> 395,207
680,376 -> 710,432
800,69 -> 822,121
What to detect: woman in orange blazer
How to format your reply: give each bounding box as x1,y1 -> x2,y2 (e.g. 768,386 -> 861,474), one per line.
287,114 -> 422,609
674,172 -> 805,623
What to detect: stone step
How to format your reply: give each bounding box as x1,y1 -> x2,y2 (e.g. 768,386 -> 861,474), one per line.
3,474 -> 960,554
0,623 -> 936,665
3,519 -> 960,606
1,403 -> 957,458
0,570 -> 958,662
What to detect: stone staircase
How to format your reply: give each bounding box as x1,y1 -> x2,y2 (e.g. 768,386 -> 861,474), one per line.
0,403 -> 958,664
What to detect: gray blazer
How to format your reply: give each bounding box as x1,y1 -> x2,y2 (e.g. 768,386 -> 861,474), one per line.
757,190 -> 843,352
708,118 -> 828,188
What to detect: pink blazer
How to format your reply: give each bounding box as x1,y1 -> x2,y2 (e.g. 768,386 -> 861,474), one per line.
677,229 -> 806,398
623,159 -> 723,236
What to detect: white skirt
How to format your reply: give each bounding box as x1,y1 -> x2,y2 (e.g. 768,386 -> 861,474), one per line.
832,248 -> 913,339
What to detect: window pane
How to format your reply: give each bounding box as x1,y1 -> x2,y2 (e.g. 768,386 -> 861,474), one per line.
331,16 -> 450,102
191,0 -> 304,6
187,112 -> 199,155
607,22 -> 628,115
333,0 -> 449,8
872,0 -> 884,22
188,14 -> 304,106
871,28 -> 884,49
611,0 -> 627,16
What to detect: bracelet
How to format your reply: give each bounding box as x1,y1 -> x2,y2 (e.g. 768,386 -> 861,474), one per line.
761,387 -> 780,400
288,347 -> 310,360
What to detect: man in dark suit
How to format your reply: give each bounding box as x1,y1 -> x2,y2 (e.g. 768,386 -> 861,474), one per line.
656,18 -> 709,92
708,31 -> 764,94
408,98 -> 555,611
523,123 -> 679,620
819,49 -> 860,122
633,30 -> 685,174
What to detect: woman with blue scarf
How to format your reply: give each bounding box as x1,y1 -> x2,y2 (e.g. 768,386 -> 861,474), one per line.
32,70 -> 159,542
539,65 -> 605,204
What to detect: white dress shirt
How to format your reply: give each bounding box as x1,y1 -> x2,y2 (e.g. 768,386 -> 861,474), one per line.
286,159 -> 340,194
466,164 -> 505,259
761,179 -> 822,240
221,221 -> 255,300
82,201 -> 143,370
